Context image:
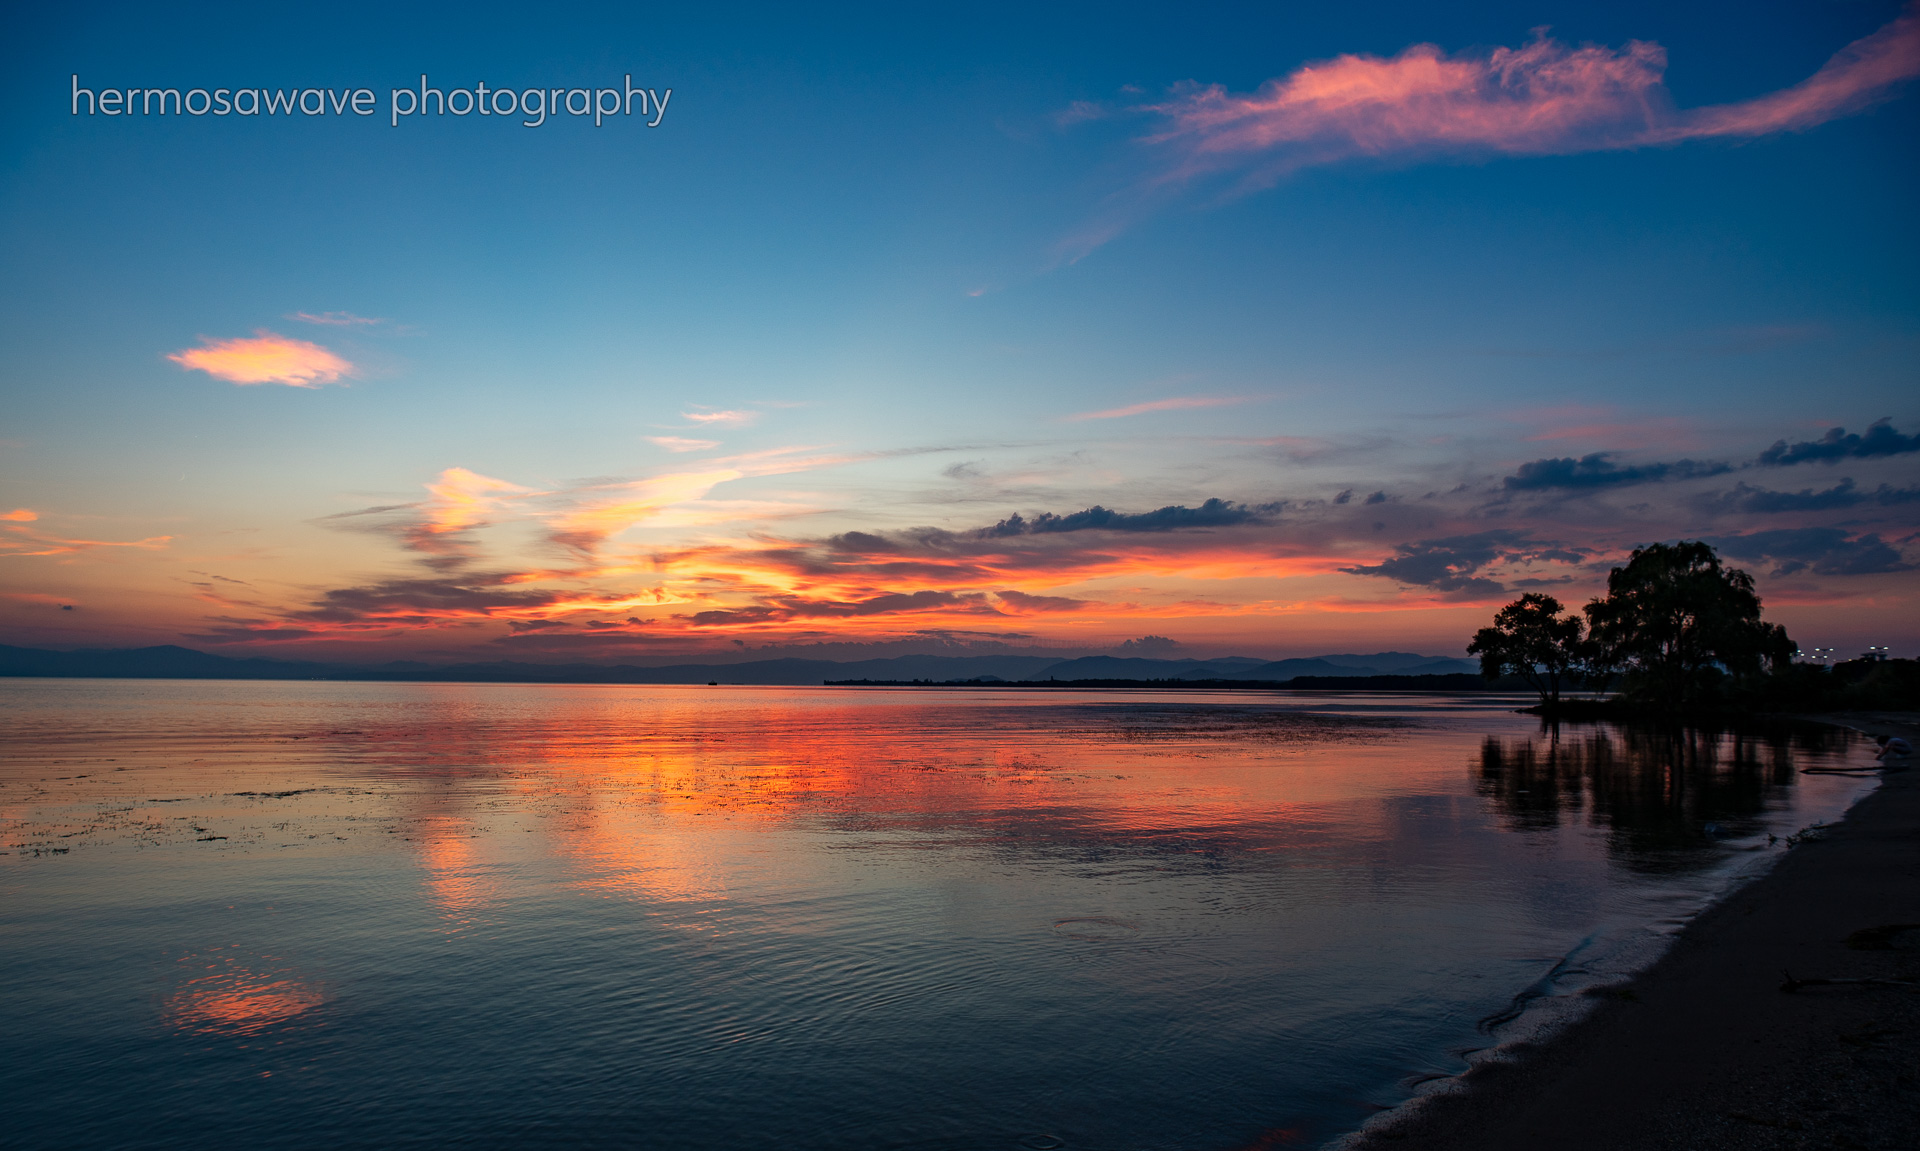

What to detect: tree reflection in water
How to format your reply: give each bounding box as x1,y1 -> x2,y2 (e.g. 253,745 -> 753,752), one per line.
1473,720 -> 1856,872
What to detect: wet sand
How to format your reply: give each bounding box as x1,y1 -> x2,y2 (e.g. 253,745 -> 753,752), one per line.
1344,712 -> 1920,1151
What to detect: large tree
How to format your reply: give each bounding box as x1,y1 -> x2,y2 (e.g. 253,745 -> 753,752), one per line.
1468,592 -> 1585,706
1582,541 -> 1795,705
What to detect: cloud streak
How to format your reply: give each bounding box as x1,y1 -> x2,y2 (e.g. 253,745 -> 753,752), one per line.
1503,452 -> 1731,491
288,311 -> 383,326
1,514 -> 171,558
1066,395 -> 1250,420
1067,5 -> 1920,257
647,436 -> 722,453
978,498 -> 1273,536
680,408 -> 757,427
167,331 -> 353,387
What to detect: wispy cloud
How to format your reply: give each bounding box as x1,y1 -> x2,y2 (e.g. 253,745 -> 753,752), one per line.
1673,9 -> 1920,139
421,468 -> 537,537
167,331 -> 353,387
1067,395 -> 1250,421
680,408 -> 758,427
647,436 -> 722,453
535,447 -> 854,554
1,514 -> 171,557
314,469 -> 540,569
288,311 -> 383,326
1066,6 -> 1920,257
548,468 -> 749,552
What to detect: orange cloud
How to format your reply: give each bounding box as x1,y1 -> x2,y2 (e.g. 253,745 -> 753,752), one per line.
1,517 -> 171,557
228,497 -> 1374,645
1067,395 -> 1250,421
628,526 -> 1355,637
995,589 -> 1095,613
550,468 -> 749,551
421,468 -> 537,536
167,331 -> 353,387
546,447 -> 863,553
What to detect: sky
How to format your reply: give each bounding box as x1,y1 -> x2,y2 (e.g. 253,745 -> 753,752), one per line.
2,0 -> 1916,664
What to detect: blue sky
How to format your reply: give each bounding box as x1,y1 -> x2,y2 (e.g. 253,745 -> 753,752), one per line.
2,1 -> 1916,661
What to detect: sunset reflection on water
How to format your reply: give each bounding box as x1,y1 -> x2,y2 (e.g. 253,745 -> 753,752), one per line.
163,948 -> 325,1037
0,680 -> 1876,1151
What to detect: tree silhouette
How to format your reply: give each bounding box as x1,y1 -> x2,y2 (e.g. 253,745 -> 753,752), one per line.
1582,541 -> 1794,706
1468,592 -> 1585,706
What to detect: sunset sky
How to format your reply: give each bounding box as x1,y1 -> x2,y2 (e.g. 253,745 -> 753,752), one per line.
2,0 -> 1916,663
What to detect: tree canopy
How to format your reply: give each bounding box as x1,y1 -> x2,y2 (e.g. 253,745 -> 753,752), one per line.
1468,592 -> 1584,705
1581,541 -> 1794,705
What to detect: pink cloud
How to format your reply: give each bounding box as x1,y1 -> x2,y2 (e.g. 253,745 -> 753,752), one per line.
288,311 -> 383,326
1067,395 -> 1249,421
1067,6 -> 1920,257
1669,8 -> 1920,139
680,408 -> 758,427
647,436 -> 721,453
2,508 -> 36,522
167,331 -> 353,387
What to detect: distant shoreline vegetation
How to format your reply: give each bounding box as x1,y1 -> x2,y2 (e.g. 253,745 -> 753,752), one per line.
0,644 -> 1485,688
1468,541 -> 1918,715
822,674 -> 1494,691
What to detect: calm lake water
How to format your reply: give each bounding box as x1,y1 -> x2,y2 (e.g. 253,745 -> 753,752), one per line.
0,679 -> 1875,1150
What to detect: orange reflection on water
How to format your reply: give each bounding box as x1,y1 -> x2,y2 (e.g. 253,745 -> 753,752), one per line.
559,797 -> 734,908
335,690 -> 1431,913
416,814 -> 499,922
164,948 -> 325,1036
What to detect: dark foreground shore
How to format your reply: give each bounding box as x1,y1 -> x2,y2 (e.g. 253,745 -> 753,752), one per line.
1344,712 -> 1920,1151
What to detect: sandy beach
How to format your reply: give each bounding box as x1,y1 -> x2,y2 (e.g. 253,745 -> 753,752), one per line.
1345,712 -> 1920,1151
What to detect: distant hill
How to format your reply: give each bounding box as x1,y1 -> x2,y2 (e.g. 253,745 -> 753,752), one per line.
824,673 -> 1493,692
0,644 -> 338,680
0,643 -> 1477,686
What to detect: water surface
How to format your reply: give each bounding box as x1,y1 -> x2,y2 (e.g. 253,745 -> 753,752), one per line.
0,680 -> 1872,1149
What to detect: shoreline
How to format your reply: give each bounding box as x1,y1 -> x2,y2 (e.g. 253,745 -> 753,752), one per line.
1337,710 -> 1920,1150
